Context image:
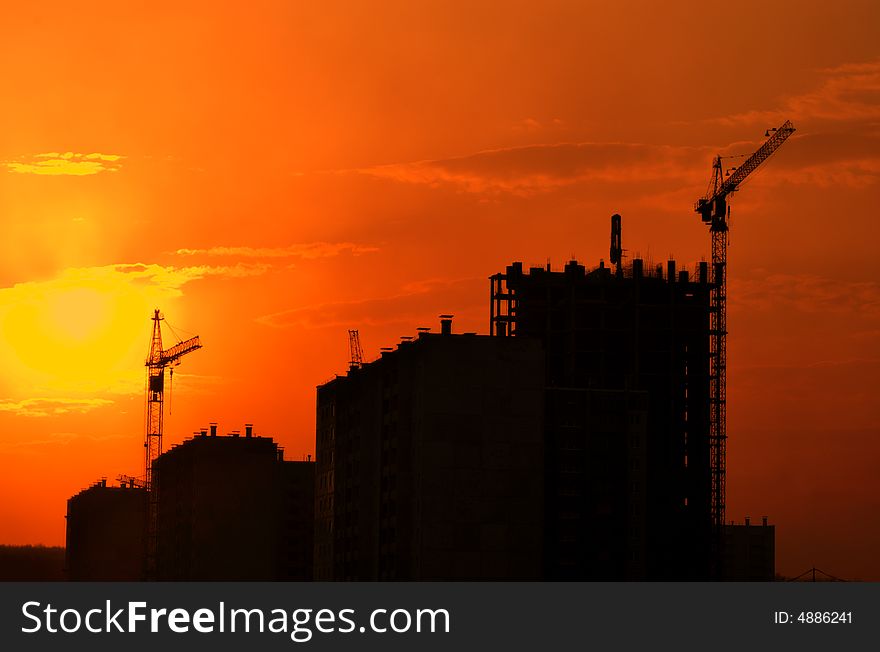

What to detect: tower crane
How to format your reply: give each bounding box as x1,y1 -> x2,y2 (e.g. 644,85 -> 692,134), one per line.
144,309 -> 201,577
116,473 -> 146,489
145,309 -> 202,488
348,329 -> 364,371
695,120 -> 795,554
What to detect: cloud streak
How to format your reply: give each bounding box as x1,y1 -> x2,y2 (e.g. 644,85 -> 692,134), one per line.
0,398 -> 113,418
731,273 -> 880,319
713,59 -> 880,127
0,262 -> 271,306
109,261 -> 270,289
174,242 -> 379,259
256,277 -> 480,329
345,59 -> 880,198
354,142 -> 710,196
353,114 -> 879,197
4,152 -> 124,176
0,430 -> 133,450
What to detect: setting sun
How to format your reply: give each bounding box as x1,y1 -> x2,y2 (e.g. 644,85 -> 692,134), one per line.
0,267 -> 186,395
45,287 -> 109,342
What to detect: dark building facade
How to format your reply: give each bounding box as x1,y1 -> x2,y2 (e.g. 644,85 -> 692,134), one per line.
545,387 -> 650,579
491,258 -> 713,579
154,428 -> 314,580
723,518 -> 775,581
65,479 -> 147,581
315,329 -> 545,580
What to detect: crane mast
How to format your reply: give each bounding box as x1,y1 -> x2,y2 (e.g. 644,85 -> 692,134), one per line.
695,120 -> 795,570
144,309 -> 201,578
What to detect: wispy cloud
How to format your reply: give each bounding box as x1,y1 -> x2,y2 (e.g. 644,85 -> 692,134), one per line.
355,107 -> 880,197
742,128 -> 880,189
713,59 -> 880,127
4,152 -> 124,176
0,397 -> 113,417
354,142 -> 709,197
256,277 -> 480,329
511,117 -> 566,133
733,357 -> 880,372
0,430 -> 133,449
109,261 -> 270,289
0,262 -> 270,305
731,273 -> 880,319
349,59 -> 880,198
174,242 -> 378,259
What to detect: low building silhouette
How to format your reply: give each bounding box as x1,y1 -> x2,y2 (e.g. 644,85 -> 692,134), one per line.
65,479 -> 147,581
154,426 -> 314,580
723,517 -> 775,581
315,324 -> 545,580
0,545 -> 65,581
490,258 -> 713,579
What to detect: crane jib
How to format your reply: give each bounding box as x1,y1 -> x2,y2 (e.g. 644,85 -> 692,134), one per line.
715,120 -> 795,201
158,336 -> 202,366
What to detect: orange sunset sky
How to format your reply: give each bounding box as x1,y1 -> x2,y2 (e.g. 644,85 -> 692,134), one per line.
1,0 -> 878,579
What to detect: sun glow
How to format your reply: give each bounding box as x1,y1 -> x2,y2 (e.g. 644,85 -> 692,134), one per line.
0,266 -> 184,395
44,287 -> 110,342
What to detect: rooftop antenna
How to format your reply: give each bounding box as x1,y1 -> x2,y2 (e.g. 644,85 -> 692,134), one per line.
610,213 -> 623,276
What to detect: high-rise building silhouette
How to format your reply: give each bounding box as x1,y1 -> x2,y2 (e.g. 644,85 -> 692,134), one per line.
154,425 -> 314,580
65,479 -> 147,581
315,323 -> 545,580
491,258 -> 713,579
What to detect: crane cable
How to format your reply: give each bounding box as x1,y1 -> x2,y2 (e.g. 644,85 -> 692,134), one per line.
163,318 -> 198,418
164,319 -> 197,342
169,367 -> 173,416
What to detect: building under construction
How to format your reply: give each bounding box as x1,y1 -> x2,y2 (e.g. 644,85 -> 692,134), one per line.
315,322 -> 545,580
491,257 -> 713,579
154,425 -> 314,580
315,254 -> 715,580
